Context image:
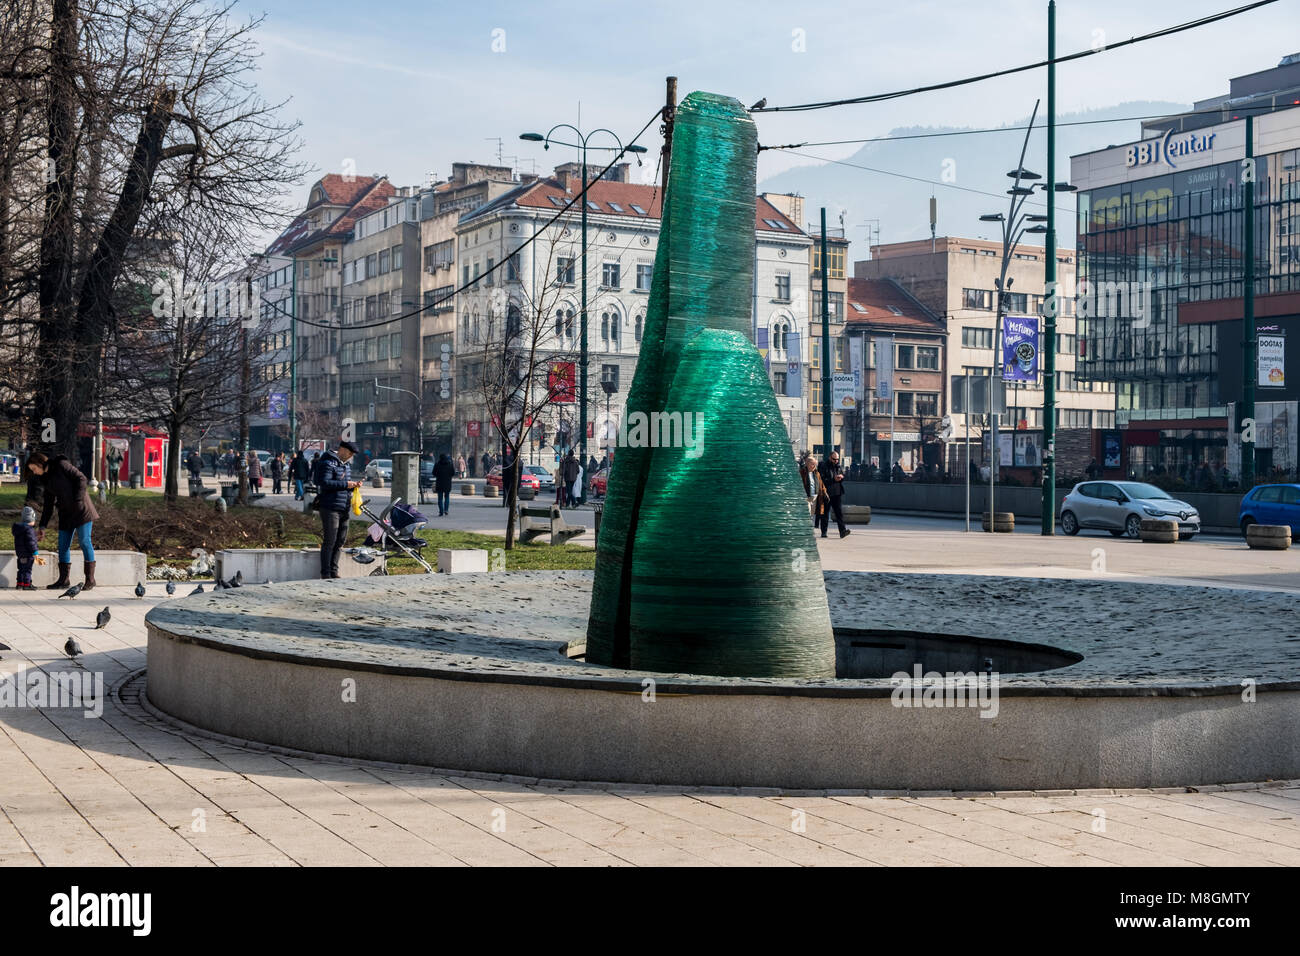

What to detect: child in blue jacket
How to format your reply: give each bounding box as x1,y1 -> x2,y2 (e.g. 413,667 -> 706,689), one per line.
12,505 -> 39,589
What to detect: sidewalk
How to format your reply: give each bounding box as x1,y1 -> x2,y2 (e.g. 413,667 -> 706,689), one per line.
2,576 -> 1299,865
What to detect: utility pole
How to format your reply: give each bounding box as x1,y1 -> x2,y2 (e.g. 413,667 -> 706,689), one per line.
1041,0 -> 1058,534
820,207 -> 832,456
1242,114 -> 1256,486
290,256 -> 298,456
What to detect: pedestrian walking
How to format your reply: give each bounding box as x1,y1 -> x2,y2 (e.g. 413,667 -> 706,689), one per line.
270,452 -> 285,495
11,505 -> 39,590
433,453 -> 455,516
289,450 -> 309,500
481,451 -> 491,478
105,444 -> 123,494
247,451 -> 262,492
27,451 -> 100,591
559,450 -> 578,508
311,440 -> 361,579
456,454 -> 466,479
800,452 -> 827,527
817,451 -> 850,539
572,460 -> 584,508
1085,458 -> 1102,480
891,460 -> 906,483
186,449 -> 202,482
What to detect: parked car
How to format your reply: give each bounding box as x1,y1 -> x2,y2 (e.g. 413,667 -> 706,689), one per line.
1060,481 -> 1201,540
590,471 -> 608,496
364,458 -> 393,481
485,465 -> 540,491
1238,483 -> 1300,536
522,465 -> 554,491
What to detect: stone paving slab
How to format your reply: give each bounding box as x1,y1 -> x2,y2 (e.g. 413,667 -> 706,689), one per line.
1,581 -> 1298,865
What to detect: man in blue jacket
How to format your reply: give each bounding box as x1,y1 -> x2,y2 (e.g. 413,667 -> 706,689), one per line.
312,440 -> 362,579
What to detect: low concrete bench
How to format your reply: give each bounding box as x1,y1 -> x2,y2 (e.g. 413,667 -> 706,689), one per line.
1139,518 -> 1178,543
437,549 -> 488,573
214,547 -> 385,584
0,549 -> 146,588
982,511 -> 1014,533
842,505 -> 872,525
519,505 -> 585,546
1246,524 -> 1291,550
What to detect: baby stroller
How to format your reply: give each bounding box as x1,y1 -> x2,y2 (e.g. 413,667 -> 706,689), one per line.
355,497 -> 434,573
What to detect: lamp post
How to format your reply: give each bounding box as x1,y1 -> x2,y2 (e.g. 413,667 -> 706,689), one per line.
520,127 -> 647,504
374,378 -> 423,456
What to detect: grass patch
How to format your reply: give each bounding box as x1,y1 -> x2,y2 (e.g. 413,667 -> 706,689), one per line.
1,484 -> 592,573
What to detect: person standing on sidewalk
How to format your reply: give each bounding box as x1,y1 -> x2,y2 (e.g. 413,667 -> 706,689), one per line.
800,452 -> 827,528
290,450 -> 310,500
817,451 -> 850,539
270,452 -> 285,495
312,440 -> 362,579
27,451 -> 100,590
433,453 -> 455,517
11,505 -> 39,590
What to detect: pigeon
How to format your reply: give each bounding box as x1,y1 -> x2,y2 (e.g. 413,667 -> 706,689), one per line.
95,607 -> 111,629
64,637 -> 82,660
749,97 -> 767,110
223,570 -> 242,589
165,580 -> 176,596
0,641 -> 10,659
57,582 -> 82,599
189,583 -> 205,595
134,581 -> 146,598
351,552 -> 375,564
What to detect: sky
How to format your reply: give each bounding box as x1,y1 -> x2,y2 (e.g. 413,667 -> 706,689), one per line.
242,0 -> 1298,238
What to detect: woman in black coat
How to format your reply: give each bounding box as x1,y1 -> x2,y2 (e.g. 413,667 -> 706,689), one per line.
432,453 -> 455,517
25,451 -> 99,591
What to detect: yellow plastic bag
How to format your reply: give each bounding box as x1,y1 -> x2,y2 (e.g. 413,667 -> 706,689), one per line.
349,485 -> 362,516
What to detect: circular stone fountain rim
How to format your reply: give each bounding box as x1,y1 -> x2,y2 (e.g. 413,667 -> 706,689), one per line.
143,570 -> 1300,698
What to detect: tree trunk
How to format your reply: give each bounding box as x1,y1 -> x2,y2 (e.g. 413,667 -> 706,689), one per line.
503,462 -> 518,550
164,415 -> 182,503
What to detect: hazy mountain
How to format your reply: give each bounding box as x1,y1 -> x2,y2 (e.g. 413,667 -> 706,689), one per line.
757,101 -> 1190,261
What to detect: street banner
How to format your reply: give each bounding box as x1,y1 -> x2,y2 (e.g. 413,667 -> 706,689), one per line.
833,373 -> 856,410
875,336 -> 893,399
850,336 -> 864,399
1259,330 -> 1285,388
547,361 -> 576,403
1103,430 -> 1122,468
786,334 -> 801,397
1001,315 -> 1039,383
757,327 -> 769,370
466,421 -> 481,437
267,392 -> 287,420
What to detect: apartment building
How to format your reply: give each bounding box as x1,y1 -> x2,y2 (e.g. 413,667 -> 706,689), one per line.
857,237 -> 1116,477
453,164 -> 810,465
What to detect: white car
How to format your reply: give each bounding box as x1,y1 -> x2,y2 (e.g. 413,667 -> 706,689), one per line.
1060,481 -> 1201,540
364,458 -> 393,481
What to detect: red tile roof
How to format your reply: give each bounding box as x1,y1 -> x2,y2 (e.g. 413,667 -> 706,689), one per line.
267,176 -> 395,255
845,277 -> 946,333
483,175 -> 805,234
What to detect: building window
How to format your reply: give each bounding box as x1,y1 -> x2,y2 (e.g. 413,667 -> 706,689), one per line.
809,375 -> 822,410
426,239 -> 454,270
963,288 -> 993,311
834,337 -> 845,371
811,244 -> 846,279
378,249 -> 390,275
896,392 -> 915,416
773,371 -> 787,394
916,346 -> 939,370
557,257 -> 575,285
1095,410 -> 1115,429
896,344 -> 915,369
1005,292 -> 1028,313
390,332 -> 401,358
915,392 -> 939,417
601,312 -> 610,347
961,327 -> 994,349
813,291 -> 844,322
774,274 -> 791,302
392,245 -> 403,271
601,262 -> 620,288
634,314 -> 643,342
636,264 -> 653,291
1059,409 -> 1091,429
601,364 -> 619,392
506,253 -> 520,281
485,258 -> 495,287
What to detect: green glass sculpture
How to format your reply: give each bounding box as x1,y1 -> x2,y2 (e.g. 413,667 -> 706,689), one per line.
586,91 -> 836,678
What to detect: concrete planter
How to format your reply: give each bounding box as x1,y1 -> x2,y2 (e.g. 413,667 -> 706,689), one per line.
0,549 -> 146,588
371,477 -> 385,488
981,511 -> 1014,533
842,505 -> 871,525
460,483 -> 475,496
1246,524 -> 1292,550
518,486 -> 536,501
1139,518 -> 1179,543
484,484 -> 499,498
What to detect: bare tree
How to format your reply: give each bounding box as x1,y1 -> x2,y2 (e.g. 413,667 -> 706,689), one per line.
467,230 -> 595,548
6,0 -> 304,457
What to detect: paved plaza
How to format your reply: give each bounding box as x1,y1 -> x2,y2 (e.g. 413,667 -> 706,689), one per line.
1,528 -> 1298,866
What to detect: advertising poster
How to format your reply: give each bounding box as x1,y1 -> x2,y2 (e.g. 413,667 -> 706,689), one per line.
849,336 -> 864,399
1001,316 -> 1040,383
832,373 -> 857,410
1258,331 -> 1285,389
875,336 -> 893,399
547,361 -> 576,403
1103,431 -> 1122,469
267,392 -> 287,420
1014,433 -> 1041,467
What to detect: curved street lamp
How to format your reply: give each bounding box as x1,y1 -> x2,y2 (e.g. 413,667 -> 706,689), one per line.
519,126 -> 647,500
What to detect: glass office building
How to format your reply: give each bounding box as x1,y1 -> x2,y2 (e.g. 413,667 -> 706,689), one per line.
1070,71 -> 1300,480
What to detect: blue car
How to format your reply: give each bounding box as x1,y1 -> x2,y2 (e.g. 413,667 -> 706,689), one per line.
1238,483 -> 1300,536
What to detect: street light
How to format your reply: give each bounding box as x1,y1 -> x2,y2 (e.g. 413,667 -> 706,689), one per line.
373,377 -> 423,456
519,126 -> 647,502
